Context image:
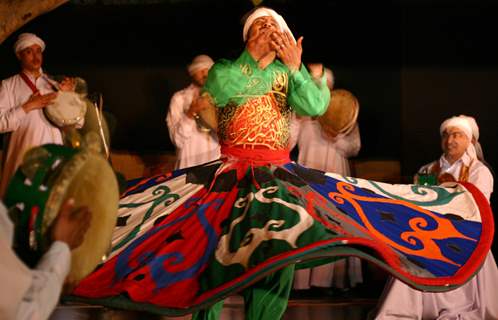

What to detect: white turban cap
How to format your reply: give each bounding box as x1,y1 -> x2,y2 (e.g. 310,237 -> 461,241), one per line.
242,7 -> 295,43
440,115 -> 483,161
187,55 -> 214,76
14,33 -> 46,53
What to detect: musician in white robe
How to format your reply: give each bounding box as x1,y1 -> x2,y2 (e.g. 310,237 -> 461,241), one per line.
373,115 -> 498,320
290,65 -> 363,292
166,55 -> 220,169
0,33 -> 77,197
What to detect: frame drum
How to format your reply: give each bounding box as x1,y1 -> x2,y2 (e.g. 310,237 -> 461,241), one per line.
44,91 -> 87,127
4,139 -> 119,283
318,89 -> 359,138
196,101 -> 218,133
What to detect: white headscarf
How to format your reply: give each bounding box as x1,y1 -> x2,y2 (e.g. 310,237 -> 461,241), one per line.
14,33 -> 46,53
440,115 -> 484,161
187,55 -> 214,76
242,7 -> 295,43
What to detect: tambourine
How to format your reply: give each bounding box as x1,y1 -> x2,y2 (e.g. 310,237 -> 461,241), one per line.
318,89 -> 359,138
4,134 -> 119,283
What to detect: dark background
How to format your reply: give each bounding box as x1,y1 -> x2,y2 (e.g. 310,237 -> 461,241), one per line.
1,0 -> 497,247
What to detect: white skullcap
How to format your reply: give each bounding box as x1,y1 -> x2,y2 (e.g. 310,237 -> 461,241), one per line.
464,115 -> 479,141
242,7 -> 295,43
187,55 -> 214,76
440,115 -> 483,161
440,115 -> 473,140
14,33 -> 45,53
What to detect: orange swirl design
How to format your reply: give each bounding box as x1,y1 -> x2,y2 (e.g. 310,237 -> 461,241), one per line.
328,182 -> 476,266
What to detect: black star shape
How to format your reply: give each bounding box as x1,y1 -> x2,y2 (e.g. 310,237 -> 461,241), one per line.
447,242 -> 462,253
186,163 -> 220,187
133,274 -> 146,281
154,215 -> 167,226
444,213 -> 464,221
378,210 -> 396,223
164,231 -> 184,244
116,215 -> 130,227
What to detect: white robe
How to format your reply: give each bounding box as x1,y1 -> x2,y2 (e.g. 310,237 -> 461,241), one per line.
166,84 -> 220,170
289,115 -> 361,176
0,72 -> 63,198
373,156 -> 498,320
0,202 -> 70,320
290,115 -> 363,289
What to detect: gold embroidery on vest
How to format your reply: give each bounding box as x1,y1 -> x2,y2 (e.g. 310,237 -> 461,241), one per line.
217,70 -> 291,150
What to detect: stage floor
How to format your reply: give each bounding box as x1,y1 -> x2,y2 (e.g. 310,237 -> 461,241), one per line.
50,295 -> 378,320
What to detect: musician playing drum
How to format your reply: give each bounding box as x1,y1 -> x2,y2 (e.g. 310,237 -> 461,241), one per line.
0,33 -> 82,197
166,54 -> 221,169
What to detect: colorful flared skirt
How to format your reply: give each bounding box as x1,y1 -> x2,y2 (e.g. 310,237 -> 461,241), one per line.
70,157 -> 493,316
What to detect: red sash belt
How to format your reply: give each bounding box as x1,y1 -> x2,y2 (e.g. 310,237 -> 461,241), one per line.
221,145 -> 290,166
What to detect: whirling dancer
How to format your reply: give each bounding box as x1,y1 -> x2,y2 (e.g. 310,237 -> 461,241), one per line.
71,8 -> 493,320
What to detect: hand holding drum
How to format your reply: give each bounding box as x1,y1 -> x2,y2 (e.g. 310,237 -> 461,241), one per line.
51,197 -> 92,292
22,92 -> 57,113
22,75 -> 78,110
58,77 -> 77,92
51,198 -> 91,250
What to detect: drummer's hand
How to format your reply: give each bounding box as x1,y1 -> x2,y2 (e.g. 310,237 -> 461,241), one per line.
271,31 -> 303,72
186,95 -> 210,119
307,63 -> 324,80
51,198 -> 91,250
22,92 -> 57,113
59,77 -> 76,92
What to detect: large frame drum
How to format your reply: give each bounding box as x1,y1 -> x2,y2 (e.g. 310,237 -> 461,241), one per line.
4,142 -> 119,283
44,91 -> 87,128
196,101 -> 218,133
318,89 -> 359,138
